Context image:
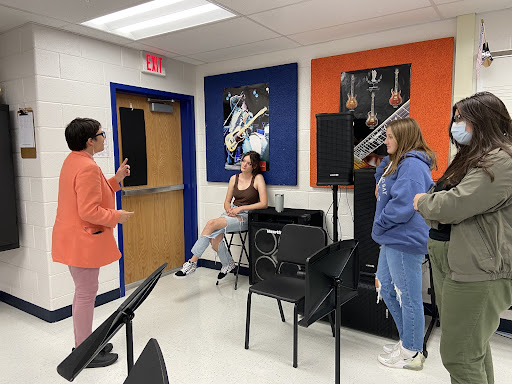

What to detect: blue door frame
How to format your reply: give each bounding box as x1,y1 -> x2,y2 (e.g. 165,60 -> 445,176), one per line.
110,82 -> 197,296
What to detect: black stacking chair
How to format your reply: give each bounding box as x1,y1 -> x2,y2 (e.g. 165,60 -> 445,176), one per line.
244,224 -> 327,368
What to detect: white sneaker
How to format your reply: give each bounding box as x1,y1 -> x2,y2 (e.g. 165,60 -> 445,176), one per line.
217,261 -> 236,280
175,261 -> 197,277
383,340 -> 401,354
378,347 -> 424,370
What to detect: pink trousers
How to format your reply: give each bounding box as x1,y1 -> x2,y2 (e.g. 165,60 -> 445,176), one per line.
68,266 -> 100,347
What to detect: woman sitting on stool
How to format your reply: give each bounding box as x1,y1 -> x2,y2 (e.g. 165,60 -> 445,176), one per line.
176,151 -> 268,279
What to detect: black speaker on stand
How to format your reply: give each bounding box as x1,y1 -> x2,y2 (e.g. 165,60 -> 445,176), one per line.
316,112 -> 354,241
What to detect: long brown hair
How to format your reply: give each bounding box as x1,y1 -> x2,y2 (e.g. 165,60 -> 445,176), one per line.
242,151 -> 261,176
438,91 -> 512,187
383,117 -> 437,176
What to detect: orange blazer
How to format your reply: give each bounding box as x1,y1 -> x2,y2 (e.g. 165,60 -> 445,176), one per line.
52,151 -> 122,268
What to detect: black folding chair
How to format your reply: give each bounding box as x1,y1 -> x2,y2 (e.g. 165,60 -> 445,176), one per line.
244,224 -> 327,368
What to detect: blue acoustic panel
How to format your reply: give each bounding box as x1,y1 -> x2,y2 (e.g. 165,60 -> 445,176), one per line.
204,63 -> 298,185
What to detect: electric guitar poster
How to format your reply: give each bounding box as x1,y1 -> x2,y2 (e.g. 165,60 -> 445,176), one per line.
339,64 -> 411,169
222,83 -> 269,171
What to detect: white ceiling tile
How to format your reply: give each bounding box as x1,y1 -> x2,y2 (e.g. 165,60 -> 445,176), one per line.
249,0 -> 431,35
430,0 -> 461,4
436,0 -> 512,18
172,56 -> 206,65
139,17 -> 280,55
290,7 -> 441,45
0,0 -> 149,24
2,0 -> 512,65
188,36 -> 300,62
211,0 -> 306,15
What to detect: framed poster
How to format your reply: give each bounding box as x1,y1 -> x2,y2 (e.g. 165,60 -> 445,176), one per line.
222,83 -> 269,171
340,64 -> 411,169
205,63 -> 298,185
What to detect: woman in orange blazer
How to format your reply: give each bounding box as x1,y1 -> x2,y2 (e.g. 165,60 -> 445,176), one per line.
52,118 -> 133,368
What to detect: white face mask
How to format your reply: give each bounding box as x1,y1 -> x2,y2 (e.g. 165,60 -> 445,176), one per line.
451,121 -> 472,145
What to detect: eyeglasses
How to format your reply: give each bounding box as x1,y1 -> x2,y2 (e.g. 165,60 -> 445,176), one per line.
453,114 -> 463,123
93,132 -> 106,139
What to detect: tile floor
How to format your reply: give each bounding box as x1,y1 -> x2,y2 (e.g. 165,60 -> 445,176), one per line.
1,267 -> 511,384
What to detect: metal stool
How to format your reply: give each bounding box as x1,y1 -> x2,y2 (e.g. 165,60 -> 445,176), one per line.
216,230 -> 249,290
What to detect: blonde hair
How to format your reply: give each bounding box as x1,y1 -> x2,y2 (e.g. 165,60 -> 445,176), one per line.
383,117 -> 437,176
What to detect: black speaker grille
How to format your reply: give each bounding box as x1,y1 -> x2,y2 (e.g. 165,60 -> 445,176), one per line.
340,276 -> 399,339
248,209 -> 324,284
249,222 -> 292,284
316,113 -> 354,186
354,168 -> 380,275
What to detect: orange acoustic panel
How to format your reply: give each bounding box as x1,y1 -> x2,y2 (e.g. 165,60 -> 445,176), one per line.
310,37 -> 454,186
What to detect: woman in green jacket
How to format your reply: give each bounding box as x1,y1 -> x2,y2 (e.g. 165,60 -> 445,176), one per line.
413,92 -> 512,384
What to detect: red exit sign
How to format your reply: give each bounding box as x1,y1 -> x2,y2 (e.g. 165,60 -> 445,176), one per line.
142,52 -> 166,76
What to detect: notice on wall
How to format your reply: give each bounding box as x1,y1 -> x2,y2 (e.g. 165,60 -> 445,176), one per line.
18,110 -> 35,147
17,109 -> 36,158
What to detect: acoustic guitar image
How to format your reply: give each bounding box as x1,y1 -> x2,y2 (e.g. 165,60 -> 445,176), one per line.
365,91 -> 378,128
346,74 -> 358,110
354,100 -> 410,168
389,68 -> 402,108
225,106 -> 267,153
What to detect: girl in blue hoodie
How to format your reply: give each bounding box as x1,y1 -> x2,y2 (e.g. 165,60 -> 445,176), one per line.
373,117 -> 436,370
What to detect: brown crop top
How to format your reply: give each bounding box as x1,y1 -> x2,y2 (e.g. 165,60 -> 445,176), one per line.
232,174 -> 259,207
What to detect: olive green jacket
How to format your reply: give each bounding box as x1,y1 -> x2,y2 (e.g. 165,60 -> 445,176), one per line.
417,148 -> 512,282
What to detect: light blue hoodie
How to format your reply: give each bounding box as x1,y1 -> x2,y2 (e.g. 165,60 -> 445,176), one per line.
372,151 -> 434,255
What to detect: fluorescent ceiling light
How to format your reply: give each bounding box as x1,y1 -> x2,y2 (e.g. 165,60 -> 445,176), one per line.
82,0 -> 236,40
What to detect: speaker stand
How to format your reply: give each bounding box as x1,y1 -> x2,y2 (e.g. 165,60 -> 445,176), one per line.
332,185 -> 339,242
334,278 -> 342,384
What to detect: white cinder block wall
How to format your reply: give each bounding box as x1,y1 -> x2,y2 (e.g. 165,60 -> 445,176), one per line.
0,25 -> 41,306
0,23 -> 195,313
194,19 -> 457,263
2,7 -> 512,318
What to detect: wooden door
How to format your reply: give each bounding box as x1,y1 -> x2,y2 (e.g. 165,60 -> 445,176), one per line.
116,93 -> 184,284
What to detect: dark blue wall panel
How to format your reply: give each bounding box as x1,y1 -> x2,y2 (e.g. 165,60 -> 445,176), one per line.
204,63 -> 298,185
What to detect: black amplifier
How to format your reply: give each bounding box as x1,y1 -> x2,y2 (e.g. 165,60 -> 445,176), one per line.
248,208 -> 324,284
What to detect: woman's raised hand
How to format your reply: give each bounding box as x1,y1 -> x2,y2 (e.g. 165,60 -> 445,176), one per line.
115,158 -> 130,183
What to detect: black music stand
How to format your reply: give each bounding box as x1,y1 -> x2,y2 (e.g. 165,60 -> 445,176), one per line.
123,338 -> 169,384
298,240 -> 359,384
57,263 -> 168,382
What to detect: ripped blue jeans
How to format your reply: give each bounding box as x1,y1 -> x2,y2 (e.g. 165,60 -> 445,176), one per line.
191,208 -> 248,267
376,245 -> 425,352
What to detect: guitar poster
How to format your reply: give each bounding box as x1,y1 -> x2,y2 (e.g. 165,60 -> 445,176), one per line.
222,83 -> 269,171
339,63 -> 411,169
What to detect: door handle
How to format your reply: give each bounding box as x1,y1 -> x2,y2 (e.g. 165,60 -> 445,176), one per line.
121,184 -> 184,196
